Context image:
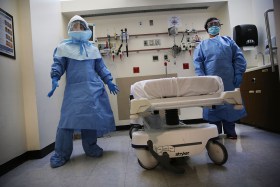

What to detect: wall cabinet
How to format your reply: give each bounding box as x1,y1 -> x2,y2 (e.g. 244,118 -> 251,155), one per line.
240,66 -> 280,133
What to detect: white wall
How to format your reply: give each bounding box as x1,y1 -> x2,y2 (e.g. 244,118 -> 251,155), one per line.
228,0 -> 275,67
18,0 -> 40,152
0,0 -> 63,165
0,0 -> 26,165
29,0 -> 64,149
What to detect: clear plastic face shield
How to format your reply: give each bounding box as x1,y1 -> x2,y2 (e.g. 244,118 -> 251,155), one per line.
68,19 -> 92,41
69,21 -> 87,32
207,20 -> 221,29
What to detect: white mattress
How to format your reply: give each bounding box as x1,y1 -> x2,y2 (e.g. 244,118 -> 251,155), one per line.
131,76 -> 224,99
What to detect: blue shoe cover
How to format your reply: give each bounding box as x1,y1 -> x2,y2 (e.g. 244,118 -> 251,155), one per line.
50,153 -> 68,168
86,144 -> 103,157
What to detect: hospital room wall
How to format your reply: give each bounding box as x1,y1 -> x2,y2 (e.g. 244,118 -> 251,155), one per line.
0,0 -> 26,165
0,0 -> 63,165
28,0 -> 64,149
227,0 -> 275,66
85,10 -> 228,126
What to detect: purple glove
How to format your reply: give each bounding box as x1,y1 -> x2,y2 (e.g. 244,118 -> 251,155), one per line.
107,81 -> 119,95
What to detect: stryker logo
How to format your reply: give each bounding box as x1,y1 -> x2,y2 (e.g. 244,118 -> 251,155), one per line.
175,151 -> 189,156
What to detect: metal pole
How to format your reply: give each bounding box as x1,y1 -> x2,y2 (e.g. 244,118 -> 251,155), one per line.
264,9 -> 275,72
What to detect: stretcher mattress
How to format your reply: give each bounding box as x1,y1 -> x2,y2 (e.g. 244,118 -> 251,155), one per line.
131,76 -> 224,99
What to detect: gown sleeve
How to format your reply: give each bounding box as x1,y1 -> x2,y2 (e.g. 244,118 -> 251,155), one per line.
193,43 -> 206,76
231,40 -> 247,76
50,48 -> 67,79
94,57 -> 113,84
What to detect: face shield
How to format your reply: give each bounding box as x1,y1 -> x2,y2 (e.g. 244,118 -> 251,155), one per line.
207,20 -> 221,29
69,21 -> 87,32
67,16 -> 92,42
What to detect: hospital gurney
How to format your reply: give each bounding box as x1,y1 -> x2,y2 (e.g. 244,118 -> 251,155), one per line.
129,76 -> 243,174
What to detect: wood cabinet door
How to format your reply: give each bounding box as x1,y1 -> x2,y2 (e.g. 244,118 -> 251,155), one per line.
240,90 -> 256,125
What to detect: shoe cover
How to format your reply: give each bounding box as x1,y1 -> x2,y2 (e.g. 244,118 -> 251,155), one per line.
50,153 -> 68,168
85,144 -> 103,157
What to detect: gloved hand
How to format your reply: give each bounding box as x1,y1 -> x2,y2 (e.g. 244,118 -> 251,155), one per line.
107,81 -> 119,95
233,74 -> 243,88
47,77 -> 59,97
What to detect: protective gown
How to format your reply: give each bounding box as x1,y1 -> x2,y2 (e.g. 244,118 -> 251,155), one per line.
193,36 -> 247,122
52,48 -> 116,135
49,15 -> 116,168
51,44 -> 116,135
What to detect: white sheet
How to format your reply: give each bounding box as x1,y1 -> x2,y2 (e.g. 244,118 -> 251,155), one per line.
131,76 -> 224,99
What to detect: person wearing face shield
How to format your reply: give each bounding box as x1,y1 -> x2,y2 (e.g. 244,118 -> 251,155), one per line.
47,15 -> 119,168
193,17 -> 247,139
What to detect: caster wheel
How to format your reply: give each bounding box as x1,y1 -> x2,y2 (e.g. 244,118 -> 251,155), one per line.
135,149 -> 159,170
206,139 -> 228,165
129,124 -> 142,139
138,159 -> 159,170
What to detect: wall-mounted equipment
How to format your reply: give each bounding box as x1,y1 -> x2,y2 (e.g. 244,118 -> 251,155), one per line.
88,23 -> 97,43
133,67 -> 140,73
153,55 -> 159,61
233,24 -> 258,47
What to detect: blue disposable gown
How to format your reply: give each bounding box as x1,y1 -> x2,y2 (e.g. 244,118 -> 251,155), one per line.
51,43 -> 116,136
193,36 -> 247,122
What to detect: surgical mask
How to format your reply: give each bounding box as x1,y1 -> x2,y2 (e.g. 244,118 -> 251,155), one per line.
208,26 -> 220,36
68,30 -> 92,42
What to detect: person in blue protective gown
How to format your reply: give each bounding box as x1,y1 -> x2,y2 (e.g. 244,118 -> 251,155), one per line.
47,15 -> 119,168
193,17 -> 247,139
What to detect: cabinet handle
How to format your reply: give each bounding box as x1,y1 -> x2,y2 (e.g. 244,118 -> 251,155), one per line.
249,90 -> 255,93
255,90 -> 262,93
262,69 -> 269,73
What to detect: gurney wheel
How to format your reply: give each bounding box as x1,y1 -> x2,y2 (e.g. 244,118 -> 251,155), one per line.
129,124 -> 142,139
136,149 -> 159,170
206,139 -> 228,165
138,159 -> 159,170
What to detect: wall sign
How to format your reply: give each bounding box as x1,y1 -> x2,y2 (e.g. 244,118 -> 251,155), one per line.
0,8 -> 16,59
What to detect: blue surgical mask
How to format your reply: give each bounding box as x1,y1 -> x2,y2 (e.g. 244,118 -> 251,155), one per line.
208,26 -> 220,36
68,30 -> 92,42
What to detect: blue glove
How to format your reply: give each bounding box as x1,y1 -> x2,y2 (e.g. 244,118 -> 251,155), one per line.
107,81 -> 119,95
47,77 -> 59,97
234,74 -> 243,88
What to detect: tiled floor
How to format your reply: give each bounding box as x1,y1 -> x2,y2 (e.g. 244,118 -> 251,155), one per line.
0,123 -> 280,187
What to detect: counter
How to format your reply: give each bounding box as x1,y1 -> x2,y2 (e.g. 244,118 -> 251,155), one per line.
245,64 -> 272,72
240,64 -> 280,133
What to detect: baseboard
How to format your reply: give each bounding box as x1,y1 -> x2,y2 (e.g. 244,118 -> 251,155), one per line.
0,143 -> 54,177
